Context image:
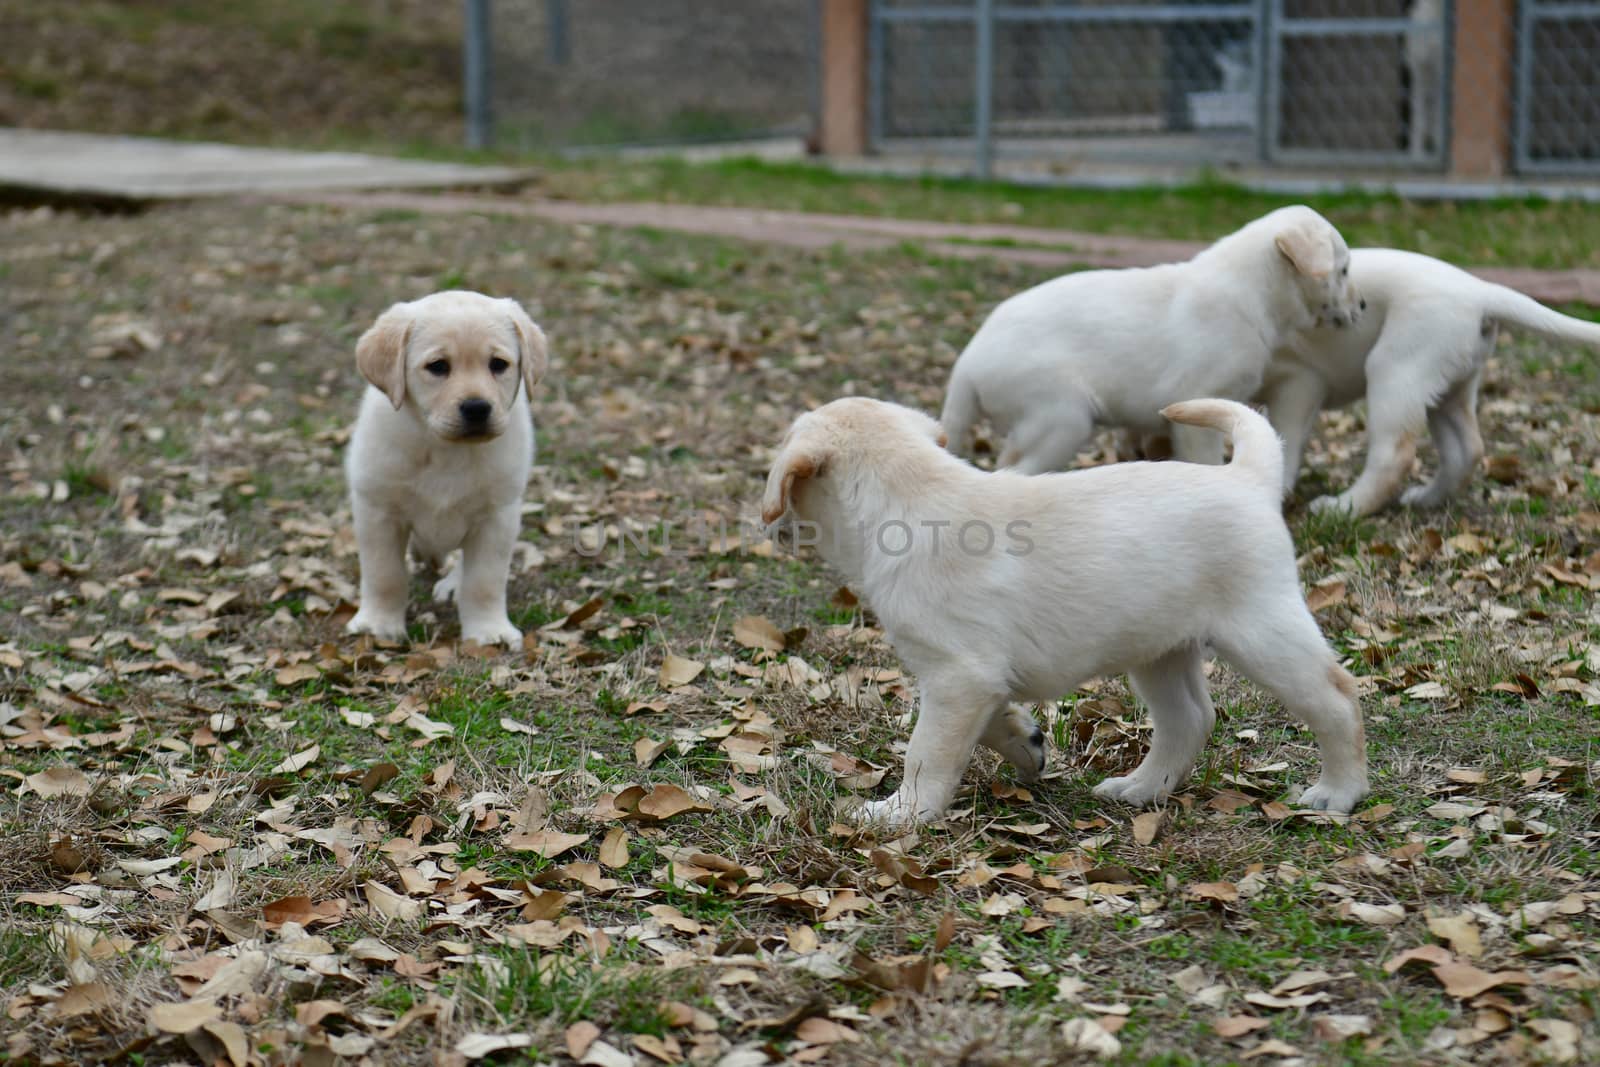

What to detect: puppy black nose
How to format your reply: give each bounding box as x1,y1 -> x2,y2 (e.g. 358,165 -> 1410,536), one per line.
460,398 -> 492,425
1360,299 -> 1368,310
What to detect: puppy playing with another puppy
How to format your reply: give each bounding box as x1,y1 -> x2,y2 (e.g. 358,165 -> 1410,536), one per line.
1262,248 -> 1600,516
345,290 -> 548,646
763,395 -> 1368,828
941,205 -> 1361,472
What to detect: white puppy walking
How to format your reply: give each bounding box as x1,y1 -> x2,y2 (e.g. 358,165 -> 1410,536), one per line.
345,291 -> 548,646
1263,248 -> 1600,516
942,205 -> 1361,472
763,396 -> 1368,828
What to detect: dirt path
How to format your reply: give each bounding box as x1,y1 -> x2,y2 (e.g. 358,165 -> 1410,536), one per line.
277,188 -> 1600,306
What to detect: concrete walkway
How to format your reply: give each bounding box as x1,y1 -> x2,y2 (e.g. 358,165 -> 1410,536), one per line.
0,128 -> 531,200
284,188 -> 1600,307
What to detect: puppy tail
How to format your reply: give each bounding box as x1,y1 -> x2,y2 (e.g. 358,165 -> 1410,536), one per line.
1160,399 -> 1283,493
1480,284 -> 1600,349
939,369 -> 981,456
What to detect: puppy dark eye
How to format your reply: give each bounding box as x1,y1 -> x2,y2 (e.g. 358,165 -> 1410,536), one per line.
489,357 -> 510,374
425,359 -> 449,377
1341,266 -> 1348,276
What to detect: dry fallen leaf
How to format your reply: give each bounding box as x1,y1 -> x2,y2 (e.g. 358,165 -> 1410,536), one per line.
1059,1018 -> 1121,1058
271,745 -> 319,774
599,827 -> 630,868
659,654 -> 705,688
1339,901 -> 1405,925
1431,961 -> 1533,999
503,830 -> 590,859
1526,1019 -> 1581,1064
150,998 -> 221,1034
1130,811 -> 1162,846
1425,910 -> 1484,959
364,880 -> 424,922
732,615 -> 786,653
1188,881 -> 1239,904
26,767 -> 92,797
1213,1015 -> 1271,1039
456,1033 -> 534,1059
635,784 -> 712,822
566,1021 -> 601,1060
1311,1014 -> 1372,1041
1305,578 -> 1346,613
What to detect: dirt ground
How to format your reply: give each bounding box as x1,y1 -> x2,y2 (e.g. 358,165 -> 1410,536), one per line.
1,197 -> 1597,1066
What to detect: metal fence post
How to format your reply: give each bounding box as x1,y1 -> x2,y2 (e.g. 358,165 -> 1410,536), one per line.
464,0 -> 493,150
547,0 -> 570,66
974,0 -> 994,179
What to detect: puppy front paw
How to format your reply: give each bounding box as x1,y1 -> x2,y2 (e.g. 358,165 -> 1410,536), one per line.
1093,772 -> 1173,808
1307,493 -> 1353,516
852,791 -> 939,831
1297,777 -> 1368,814
460,618 -> 522,647
347,610 -> 407,642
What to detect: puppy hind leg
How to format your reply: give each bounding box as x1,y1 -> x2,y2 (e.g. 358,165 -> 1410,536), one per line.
1402,369 -> 1485,509
859,675 -> 1006,828
1214,608 -> 1368,813
980,704 -> 1047,783
1003,398 -> 1096,475
1310,384 -> 1426,517
1095,643 -> 1214,807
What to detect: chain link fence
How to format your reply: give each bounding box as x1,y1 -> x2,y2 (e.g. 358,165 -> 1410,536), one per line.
870,0 -> 1600,177
473,0 -> 817,150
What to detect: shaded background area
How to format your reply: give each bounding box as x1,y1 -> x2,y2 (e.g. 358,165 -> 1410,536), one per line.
0,0 -> 816,153
489,0 -> 816,148
0,0 -> 465,149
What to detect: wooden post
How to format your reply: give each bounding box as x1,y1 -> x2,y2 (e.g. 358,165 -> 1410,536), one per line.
1449,0 -> 1514,177
817,0 -> 869,156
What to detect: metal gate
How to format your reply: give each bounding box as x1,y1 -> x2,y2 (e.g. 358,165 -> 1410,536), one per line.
867,0 -> 1461,174
1515,0 -> 1600,174
1262,0 -> 1451,168
869,0 -> 1266,176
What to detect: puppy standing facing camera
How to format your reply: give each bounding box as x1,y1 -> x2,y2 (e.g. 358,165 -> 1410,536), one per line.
762,396 -> 1369,829
345,291 -> 547,646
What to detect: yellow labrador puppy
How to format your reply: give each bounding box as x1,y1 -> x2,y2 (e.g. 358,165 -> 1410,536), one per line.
942,205 -> 1362,471
763,396 -> 1368,829
1264,248 -> 1600,516
345,291 -> 547,645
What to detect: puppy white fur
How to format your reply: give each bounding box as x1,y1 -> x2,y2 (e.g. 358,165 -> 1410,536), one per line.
942,205 -> 1361,472
346,290 -> 548,646
764,397 -> 1368,828
1263,248 -> 1600,516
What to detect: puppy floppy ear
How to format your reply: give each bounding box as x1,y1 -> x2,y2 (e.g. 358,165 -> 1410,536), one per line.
761,437 -> 829,526
502,299 -> 549,398
1275,221 -> 1334,278
355,305 -> 412,410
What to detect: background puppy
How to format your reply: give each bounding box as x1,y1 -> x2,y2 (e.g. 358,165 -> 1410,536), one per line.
1261,248 -> 1600,516
941,205 -> 1361,473
346,290 -> 547,645
763,396 -> 1368,829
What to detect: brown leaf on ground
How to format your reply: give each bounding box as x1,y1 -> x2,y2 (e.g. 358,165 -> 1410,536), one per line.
658,654 -> 705,688
1425,911 -> 1484,958
1431,961 -> 1533,999
1213,1015 -> 1271,1039
732,615 -> 786,653
503,830 -> 590,858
